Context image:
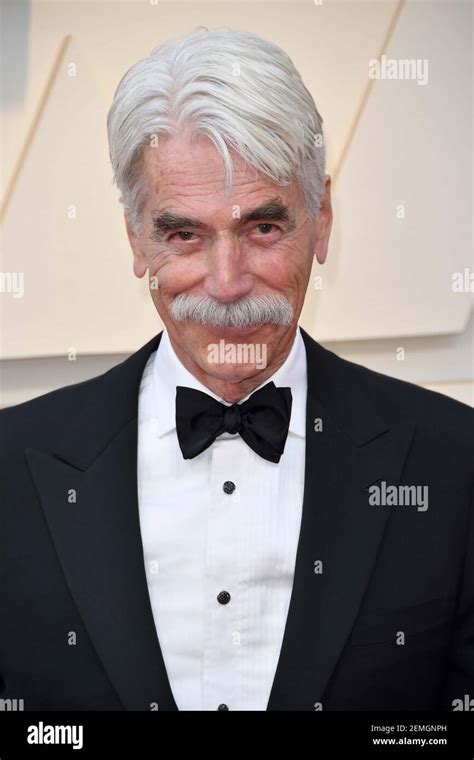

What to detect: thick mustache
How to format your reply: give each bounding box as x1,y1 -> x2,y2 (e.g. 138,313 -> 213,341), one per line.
170,294 -> 294,328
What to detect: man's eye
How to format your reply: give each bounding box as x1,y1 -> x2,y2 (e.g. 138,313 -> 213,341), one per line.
255,223 -> 277,234
172,231 -> 196,241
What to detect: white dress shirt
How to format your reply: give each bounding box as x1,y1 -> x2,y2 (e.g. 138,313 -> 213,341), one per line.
136,327 -> 307,710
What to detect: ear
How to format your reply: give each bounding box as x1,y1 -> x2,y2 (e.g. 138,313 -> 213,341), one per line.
314,175 -> 333,265
125,213 -> 148,278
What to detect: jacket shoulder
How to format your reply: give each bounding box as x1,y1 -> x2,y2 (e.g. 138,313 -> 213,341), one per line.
0,373 -> 105,452
319,342 -> 474,437
1,332 -> 161,461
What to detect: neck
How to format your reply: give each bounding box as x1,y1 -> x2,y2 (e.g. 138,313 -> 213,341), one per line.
168,328 -> 297,404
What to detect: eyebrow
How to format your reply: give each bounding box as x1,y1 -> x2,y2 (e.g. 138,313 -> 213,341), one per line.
150,198 -> 296,240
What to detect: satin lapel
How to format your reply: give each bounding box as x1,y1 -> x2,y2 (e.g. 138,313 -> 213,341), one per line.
267,330 -> 415,710
25,332 -> 178,711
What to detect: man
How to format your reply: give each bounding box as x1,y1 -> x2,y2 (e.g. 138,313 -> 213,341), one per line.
0,28 -> 473,712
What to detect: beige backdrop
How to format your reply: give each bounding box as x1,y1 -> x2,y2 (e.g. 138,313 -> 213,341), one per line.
1,0 -> 472,406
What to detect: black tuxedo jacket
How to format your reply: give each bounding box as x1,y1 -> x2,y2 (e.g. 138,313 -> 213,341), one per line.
1,328 -> 473,711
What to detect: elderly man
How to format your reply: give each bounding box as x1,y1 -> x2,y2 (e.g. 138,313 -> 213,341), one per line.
1,28 -> 473,712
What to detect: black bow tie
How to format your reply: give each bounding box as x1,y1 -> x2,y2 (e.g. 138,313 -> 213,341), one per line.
175,382 -> 292,463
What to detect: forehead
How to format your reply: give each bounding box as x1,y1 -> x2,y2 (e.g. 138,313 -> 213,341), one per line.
141,133 -> 303,213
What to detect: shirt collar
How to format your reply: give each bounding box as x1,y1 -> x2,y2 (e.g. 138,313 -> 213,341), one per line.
151,326 -> 307,439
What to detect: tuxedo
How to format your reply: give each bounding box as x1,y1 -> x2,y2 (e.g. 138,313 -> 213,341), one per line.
1,327 -> 473,710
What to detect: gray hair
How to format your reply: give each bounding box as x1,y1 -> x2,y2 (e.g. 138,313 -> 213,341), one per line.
107,27 -> 326,234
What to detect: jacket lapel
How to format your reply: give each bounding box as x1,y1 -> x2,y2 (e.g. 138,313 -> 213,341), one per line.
267,329 -> 415,710
25,331 -> 179,711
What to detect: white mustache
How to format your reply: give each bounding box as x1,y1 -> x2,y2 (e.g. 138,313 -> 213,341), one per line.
170,294 -> 294,328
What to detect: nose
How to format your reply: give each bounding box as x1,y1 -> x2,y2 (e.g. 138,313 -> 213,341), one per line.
203,235 -> 253,304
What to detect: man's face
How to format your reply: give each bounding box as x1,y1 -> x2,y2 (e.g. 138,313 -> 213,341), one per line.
127,133 -> 332,384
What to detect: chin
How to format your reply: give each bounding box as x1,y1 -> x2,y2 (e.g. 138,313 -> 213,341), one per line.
204,363 -> 265,385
